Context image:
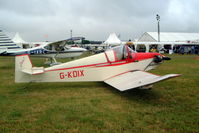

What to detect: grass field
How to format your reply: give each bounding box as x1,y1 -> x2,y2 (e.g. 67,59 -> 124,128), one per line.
0,54 -> 198,133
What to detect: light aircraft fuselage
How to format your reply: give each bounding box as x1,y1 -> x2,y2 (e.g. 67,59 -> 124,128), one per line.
15,45 -> 179,91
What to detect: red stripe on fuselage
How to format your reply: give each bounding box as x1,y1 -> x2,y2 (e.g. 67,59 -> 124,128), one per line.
45,62 -> 110,72
44,53 -> 159,73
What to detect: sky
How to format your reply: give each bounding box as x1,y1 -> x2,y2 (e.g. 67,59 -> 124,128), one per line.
0,0 -> 199,42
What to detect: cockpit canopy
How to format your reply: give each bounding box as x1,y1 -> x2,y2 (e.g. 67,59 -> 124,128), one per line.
105,45 -> 135,62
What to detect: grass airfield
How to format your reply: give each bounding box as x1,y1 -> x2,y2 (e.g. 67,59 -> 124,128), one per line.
0,53 -> 198,133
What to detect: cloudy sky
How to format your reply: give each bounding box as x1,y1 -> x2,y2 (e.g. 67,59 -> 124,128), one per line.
0,0 -> 199,42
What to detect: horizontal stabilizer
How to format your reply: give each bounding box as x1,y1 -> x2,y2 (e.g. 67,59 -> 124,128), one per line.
104,71 -> 180,91
22,67 -> 44,75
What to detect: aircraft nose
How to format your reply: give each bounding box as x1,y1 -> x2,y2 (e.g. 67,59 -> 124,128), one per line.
154,55 -> 163,63
154,55 -> 171,63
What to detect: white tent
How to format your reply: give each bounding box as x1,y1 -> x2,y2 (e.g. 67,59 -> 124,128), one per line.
139,32 -> 199,42
104,33 -> 122,45
12,32 -> 26,43
136,32 -> 199,53
12,32 -> 30,48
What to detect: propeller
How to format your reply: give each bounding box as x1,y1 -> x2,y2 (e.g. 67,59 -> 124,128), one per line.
162,56 -> 171,60
154,55 -> 171,63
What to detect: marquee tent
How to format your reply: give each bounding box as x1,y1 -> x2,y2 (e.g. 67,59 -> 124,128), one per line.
104,33 -> 122,46
12,32 -> 29,48
12,32 -> 26,43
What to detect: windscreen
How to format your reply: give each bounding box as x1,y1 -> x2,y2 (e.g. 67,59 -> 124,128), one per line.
44,44 -> 53,51
112,45 -> 135,61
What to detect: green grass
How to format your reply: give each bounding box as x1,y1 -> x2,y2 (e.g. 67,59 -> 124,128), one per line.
0,54 -> 198,133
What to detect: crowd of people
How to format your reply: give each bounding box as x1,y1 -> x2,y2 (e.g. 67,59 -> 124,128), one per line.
173,45 -> 199,54
150,45 -> 199,54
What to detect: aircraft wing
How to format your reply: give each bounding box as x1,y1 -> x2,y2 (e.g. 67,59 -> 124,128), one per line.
48,40 -> 68,48
104,71 -> 180,91
46,39 -> 71,52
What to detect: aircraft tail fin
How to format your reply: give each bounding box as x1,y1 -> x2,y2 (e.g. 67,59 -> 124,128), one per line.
15,54 -> 44,82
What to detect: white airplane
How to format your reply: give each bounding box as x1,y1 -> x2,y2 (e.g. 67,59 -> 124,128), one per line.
0,30 -> 86,60
0,40 -> 87,64
15,44 -> 180,91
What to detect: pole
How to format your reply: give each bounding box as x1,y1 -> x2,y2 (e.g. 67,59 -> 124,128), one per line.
70,30 -> 73,39
158,20 -> 160,42
156,14 -> 160,42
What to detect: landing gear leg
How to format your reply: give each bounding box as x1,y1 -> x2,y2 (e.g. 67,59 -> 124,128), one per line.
44,57 -> 61,66
49,57 -> 62,66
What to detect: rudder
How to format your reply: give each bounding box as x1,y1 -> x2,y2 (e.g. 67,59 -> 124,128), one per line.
15,54 -> 32,82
